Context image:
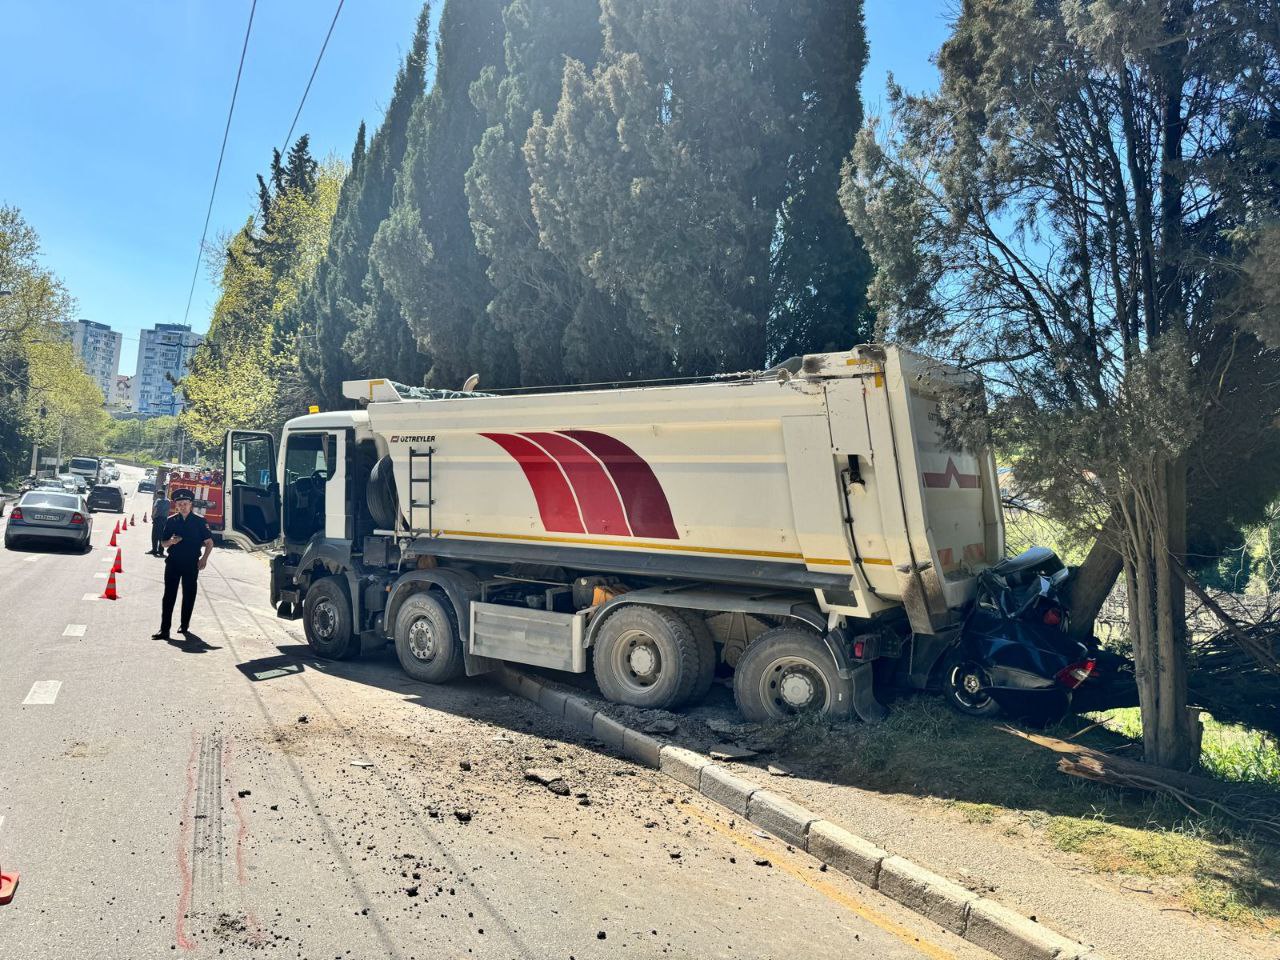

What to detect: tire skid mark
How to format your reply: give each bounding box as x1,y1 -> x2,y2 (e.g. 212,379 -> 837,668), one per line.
223,736 -> 265,945
196,571 -> 408,960
203,561 -> 538,960
175,732 -> 199,951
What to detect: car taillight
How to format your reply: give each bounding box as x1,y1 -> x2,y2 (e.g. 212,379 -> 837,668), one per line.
10,507 -> 22,520
1055,658 -> 1096,689
1042,607 -> 1063,626
71,512 -> 85,525
853,639 -> 866,659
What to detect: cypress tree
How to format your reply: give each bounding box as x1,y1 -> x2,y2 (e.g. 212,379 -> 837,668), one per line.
297,121 -> 365,402
296,5 -> 433,400
526,0 -> 787,376
467,0 -> 635,386
767,1 -> 873,360
371,0 -> 513,390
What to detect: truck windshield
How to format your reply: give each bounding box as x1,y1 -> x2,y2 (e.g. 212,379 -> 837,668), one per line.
70,457 -> 98,472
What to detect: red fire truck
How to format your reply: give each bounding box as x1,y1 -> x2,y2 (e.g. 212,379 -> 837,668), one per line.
157,464 -> 226,535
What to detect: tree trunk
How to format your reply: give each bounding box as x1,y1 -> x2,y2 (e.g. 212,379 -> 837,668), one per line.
1066,523 -> 1124,642
1120,463 -> 1195,770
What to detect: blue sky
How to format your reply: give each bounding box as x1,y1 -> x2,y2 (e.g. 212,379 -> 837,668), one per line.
0,1 -> 951,379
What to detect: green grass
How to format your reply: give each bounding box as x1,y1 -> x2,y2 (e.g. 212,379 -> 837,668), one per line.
1097,707 -> 1280,787
758,697 -> 1280,929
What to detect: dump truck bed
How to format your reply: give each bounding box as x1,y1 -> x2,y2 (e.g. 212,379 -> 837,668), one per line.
350,345 -> 1002,632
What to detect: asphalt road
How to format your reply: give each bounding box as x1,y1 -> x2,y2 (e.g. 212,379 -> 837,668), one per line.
0,464 -> 993,960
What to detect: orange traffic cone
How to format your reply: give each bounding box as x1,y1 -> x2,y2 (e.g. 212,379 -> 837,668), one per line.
122,516 -> 129,531
111,548 -> 123,574
0,857 -> 17,905
100,569 -> 119,600
109,529 -> 118,548
142,512 -> 148,524
112,521 -> 120,536
131,513 -> 136,525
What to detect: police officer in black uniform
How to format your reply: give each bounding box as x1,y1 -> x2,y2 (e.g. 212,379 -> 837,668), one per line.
151,488 -> 214,641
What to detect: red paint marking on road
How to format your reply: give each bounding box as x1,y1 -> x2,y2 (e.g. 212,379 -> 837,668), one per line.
175,733 -> 199,951
223,737 -> 265,944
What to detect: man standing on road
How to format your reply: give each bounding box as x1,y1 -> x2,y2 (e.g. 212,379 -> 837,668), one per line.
149,490 -> 171,557
151,489 -> 213,641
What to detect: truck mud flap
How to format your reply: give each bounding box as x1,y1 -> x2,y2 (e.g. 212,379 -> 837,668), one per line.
849,662 -> 888,723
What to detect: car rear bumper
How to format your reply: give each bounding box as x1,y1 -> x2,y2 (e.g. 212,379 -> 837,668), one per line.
7,523 -> 88,543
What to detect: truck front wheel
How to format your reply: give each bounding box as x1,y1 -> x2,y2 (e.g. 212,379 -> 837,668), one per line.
303,576 -> 356,660
733,627 -> 853,722
593,605 -> 699,709
394,592 -> 465,684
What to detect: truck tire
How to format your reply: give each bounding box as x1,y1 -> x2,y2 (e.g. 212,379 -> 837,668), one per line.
706,611 -> 770,668
733,626 -> 853,722
593,605 -> 699,709
676,610 -> 717,704
394,591 -> 465,684
367,455 -> 399,531
303,575 -> 357,660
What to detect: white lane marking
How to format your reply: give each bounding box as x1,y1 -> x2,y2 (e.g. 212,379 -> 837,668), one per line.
93,572 -> 108,579
63,624 -> 87,637
23,680 -> 62,705
82,593 -> 100,601
0,815 -> 5,832
24,555 -> 39,562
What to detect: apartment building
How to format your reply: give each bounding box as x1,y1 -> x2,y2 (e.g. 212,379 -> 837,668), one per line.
134,323 -> 203,417
66,319 -> 123,400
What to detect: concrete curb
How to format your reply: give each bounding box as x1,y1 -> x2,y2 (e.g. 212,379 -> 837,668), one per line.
494,667 -> 1099,960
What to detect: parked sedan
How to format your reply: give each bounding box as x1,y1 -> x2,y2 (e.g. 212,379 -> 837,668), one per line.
4,490 -> 92,552
87,483 -> 125,513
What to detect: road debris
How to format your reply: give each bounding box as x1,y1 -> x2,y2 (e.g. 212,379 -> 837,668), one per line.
643,718 -> 678,735
767,764 -> 793,777
709,744 -> 758,761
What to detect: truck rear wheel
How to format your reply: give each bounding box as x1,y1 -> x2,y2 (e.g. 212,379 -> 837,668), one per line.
593,605 -> 699,709
394,591 -> 465,684
303,575 -> 357,660
733,627 -> 853,722
677,610 -> 717,704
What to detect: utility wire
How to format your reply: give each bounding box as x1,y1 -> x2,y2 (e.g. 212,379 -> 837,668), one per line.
280,0 -> 345,155
181,0 -> 258,328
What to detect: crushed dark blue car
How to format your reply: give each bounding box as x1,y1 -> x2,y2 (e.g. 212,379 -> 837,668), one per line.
941,547 -> 1135,721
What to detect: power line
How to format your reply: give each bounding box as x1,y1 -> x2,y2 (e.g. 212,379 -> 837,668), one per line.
280,0 -> 345,155
181,0 -> 258,328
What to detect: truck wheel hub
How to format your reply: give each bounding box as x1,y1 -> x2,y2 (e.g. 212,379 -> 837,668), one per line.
408,619 -> 437,661
628,643 -> 658,679
313,600 -> 338,639
779,671 -> 816,708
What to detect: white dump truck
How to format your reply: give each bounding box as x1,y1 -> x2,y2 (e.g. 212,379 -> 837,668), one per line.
221,344 -> 1004,721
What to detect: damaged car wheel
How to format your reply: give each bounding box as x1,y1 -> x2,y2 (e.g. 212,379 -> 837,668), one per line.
944,655 -> 1002,717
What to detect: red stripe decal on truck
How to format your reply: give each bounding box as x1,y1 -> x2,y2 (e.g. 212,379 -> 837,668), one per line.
480,433 -> 586,533
922,457 -> 981,489
519,432 -> 632,536
560,430 -> 679,539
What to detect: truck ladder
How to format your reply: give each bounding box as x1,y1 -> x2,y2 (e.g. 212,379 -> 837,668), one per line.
407,445 -> 436,537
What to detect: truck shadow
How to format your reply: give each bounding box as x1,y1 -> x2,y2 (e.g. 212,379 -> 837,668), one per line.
242,640 -> 1280,908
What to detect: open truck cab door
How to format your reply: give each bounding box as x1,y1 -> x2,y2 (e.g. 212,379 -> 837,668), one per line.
223,430 -> 281,551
